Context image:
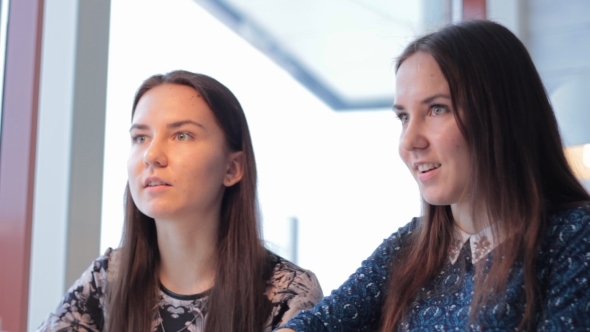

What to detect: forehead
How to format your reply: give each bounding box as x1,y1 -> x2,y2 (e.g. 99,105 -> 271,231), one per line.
132,83 -> 212,122
395,52 -> 449,102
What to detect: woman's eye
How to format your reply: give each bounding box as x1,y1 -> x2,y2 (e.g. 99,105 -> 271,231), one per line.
132,135 -> 146,144
431,105 -> 447,115
396,113 -> 409,124
176,132 -> 192,141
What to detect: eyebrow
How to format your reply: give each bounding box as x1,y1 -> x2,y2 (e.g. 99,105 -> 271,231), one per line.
392,93 -> 452,111
129,120 -> 204,132
167,120 -> 204,129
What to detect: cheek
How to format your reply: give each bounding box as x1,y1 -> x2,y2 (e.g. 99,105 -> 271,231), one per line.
181,153 -> 226,186
450,139 -> 471,174
126,153 -> 143,185
398,147 -> 411,168
455,139 -> 470,160
127,157 -> 137,177
446,128 -> 469,154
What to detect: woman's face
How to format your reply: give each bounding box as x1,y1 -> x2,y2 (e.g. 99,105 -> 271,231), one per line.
394,52 -> 471,209
127,83 -> 242,222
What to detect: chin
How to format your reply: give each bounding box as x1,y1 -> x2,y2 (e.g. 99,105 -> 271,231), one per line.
421,194 -> 454,207
136,204 -> 173,220
420,182 -> 467,208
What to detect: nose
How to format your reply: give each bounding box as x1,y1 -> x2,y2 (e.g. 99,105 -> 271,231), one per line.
400,117 -> 428,152
143,139 -> 168,167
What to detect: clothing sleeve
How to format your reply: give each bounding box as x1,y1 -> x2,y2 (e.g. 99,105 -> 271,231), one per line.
35,249 -> 113,332
271,267 -> 324,328
277,219 -> 417,332
538,207 -> 590,331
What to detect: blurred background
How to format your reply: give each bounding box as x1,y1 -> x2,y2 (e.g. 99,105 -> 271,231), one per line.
1,0 -> 589,330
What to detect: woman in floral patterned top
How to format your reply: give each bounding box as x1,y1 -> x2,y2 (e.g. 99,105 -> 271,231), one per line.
278,20 -> 590,331
38,71 -> 322,332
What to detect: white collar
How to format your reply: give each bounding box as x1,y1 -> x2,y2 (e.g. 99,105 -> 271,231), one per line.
448,225 -> 504,264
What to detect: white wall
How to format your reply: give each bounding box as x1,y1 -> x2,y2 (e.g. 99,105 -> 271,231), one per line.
100,0 -> 420,294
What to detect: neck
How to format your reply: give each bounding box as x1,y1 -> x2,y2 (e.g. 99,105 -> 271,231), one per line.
155,212 -> 219,295
451,202 -> 477,234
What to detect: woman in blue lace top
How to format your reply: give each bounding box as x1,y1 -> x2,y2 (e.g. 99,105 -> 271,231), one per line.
277,20 -> 590,331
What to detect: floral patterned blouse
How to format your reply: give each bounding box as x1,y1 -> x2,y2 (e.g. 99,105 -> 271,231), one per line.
281,205 -> 590,331
36,250 -> 323,332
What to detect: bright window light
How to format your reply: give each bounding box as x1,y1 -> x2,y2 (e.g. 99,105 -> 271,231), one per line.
101,0 -> 420,293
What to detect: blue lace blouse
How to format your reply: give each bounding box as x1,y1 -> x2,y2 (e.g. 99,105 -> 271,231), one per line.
280,206 -> 590,331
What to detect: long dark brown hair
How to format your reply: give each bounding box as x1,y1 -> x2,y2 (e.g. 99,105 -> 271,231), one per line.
106,70 -> 272,331
380,20 -> 590,331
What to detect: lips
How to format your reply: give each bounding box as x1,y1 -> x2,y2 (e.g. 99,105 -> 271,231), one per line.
416,163 -> 441,173
143,177 -> 171,188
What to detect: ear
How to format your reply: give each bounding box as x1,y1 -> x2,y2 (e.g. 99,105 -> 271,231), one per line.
223,151 -> 245,187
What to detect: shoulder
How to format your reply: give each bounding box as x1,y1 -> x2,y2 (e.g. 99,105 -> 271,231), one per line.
265,252 -> 323,328
382,216 -> 419,246
368,217 -> 419,265
68,247 -> 119,296
103,247 -> 120,284
536,204 -> 590,327
265,252 -> 323,304
547,203 -> 590,226
543,204 -> 590,247
538,204 -> 590,277
93,247 -> 117,273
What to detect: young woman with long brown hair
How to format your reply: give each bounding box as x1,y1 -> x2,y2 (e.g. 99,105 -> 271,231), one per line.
277,20 -> 590,331
38,70 -> 323,332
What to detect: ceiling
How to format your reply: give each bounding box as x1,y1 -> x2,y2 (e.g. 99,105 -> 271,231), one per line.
193,0 -> 450,110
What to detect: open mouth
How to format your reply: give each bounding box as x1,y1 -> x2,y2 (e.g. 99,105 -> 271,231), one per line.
417,163 -> 441,173
145,181 -> 171,187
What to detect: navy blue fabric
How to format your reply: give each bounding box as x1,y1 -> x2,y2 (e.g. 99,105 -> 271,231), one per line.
281,206 -> 590,331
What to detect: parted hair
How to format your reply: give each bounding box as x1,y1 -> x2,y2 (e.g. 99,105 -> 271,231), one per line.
106,70 -> 272,332
380,20 -> 590,331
